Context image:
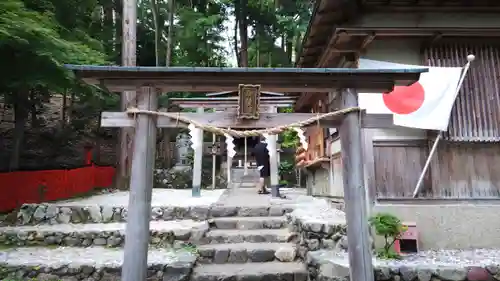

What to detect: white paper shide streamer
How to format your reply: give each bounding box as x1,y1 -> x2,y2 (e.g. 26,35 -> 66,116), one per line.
293,127 -> 308,151
225,134 -> 236,158
188,123 -> 203,151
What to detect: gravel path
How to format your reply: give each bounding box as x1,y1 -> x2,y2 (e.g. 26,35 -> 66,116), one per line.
0,220 -> 208,233
0,247 -> 196,267
55,189 -> 225,207
314,249 -> 500,268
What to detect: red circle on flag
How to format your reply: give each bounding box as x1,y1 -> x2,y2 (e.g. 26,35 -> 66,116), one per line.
383,82 -> 425,115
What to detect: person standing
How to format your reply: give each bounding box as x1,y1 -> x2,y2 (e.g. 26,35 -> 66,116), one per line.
251,136 -> 271,194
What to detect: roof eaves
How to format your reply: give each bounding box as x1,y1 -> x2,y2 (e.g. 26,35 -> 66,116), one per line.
296,0 -> 323,68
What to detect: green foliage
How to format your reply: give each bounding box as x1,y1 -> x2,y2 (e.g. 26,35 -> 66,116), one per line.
278,107 -> 299,148
368,213 -> 407,260
0,0 -> 106,91
279,160 -> 294,176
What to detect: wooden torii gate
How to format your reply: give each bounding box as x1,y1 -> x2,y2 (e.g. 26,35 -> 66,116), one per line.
65,64 -> 425,281
169,94 -> 297,190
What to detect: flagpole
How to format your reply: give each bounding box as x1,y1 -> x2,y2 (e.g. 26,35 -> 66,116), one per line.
412,54 -> 475,198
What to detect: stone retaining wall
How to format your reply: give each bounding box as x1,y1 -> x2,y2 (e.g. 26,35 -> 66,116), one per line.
6,204 -> 294,226
286,214 -> 349,259
0,228 -> 205,248
0,262 -> 195,281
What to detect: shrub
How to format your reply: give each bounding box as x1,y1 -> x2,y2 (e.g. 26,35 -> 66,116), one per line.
368,213 -> 407,259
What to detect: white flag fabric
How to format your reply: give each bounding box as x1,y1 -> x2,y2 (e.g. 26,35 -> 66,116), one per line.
358,66 -> 463,131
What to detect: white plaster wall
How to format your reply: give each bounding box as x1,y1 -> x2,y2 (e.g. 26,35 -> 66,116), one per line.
350,12 -> 500,28
373,203 -> 500,250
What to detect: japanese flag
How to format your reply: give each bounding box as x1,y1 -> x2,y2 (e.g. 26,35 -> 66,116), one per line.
358,66 -> 463,131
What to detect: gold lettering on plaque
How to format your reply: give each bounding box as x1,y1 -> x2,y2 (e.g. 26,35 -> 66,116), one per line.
237,84 -> 261,119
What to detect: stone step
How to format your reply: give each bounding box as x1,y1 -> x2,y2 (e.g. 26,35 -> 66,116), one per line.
0,246 -> 196,280
199,228 -> 297,244
191,261 -> 307,281
232,182 -> 257,187
5,204 -> 293,225
0,220 -> 208,248
197,242 -> 297,264
211,216 -> 287,229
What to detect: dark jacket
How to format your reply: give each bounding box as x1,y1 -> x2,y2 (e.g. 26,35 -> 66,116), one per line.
252,142 -> 270,167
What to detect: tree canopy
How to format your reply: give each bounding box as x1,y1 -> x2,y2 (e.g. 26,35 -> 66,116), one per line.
0,0 -> 312,170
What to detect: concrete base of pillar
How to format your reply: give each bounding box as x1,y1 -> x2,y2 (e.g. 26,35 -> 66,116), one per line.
271,185 -> 281,198
192,185 -> 201,197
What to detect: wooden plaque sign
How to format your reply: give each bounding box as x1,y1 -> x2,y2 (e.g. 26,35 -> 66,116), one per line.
237,84 -> 261,119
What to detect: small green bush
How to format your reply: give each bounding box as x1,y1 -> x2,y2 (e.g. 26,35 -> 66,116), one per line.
368,213 -> 407,260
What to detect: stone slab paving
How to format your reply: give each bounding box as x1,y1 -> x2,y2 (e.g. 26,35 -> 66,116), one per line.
213,186 -> 306,207
197,242 -> 297,264
211,216 -> 287,229
201,228 -> 295,244
191,261 -> 308,281
57,189 -> 225,207
0,220 -> 209,247
0,246 -> 196,280
308,249 -> 500,281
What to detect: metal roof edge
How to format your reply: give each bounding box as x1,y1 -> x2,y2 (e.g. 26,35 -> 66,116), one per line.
64,64 -> 428,74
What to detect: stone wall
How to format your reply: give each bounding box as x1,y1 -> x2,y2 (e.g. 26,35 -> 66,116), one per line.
4,204 -> 294,226
0,249 -> 196,281
0,223 -> 208,248
286,213 -> 348,259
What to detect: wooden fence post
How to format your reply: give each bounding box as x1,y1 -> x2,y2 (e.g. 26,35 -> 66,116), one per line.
121,86 -> 157,281
338,88 -> 374,281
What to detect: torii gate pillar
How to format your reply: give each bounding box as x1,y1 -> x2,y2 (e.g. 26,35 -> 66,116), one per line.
338,88 -> 375,281
121,86 -> 158,281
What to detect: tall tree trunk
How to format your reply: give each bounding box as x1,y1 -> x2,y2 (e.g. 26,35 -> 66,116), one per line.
113,0 -> 123,64
118,0 -> 138,190
286,31 -> 293,65
69,91 -> 75,124
150,0 -> 161,66
103,0 -> 114,56
294,32 -> 302,64
165,0 -> 174,66
29,90 -> 37,128
95,111 -> 102,163
61,90 -> 67,128
233,11 -> 240,66
162,0 -> 175,169
256,0 -> 263,67
10,89 -> 29,171
238,0 -> 249,67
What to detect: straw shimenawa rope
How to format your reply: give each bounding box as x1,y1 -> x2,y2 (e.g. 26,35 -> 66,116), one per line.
126,107 -> 361,138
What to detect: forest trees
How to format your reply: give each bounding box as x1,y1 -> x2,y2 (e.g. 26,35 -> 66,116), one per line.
0,0 -> 106,170
0,0 -> 311,171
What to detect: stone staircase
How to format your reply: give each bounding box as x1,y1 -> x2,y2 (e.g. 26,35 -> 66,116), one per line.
191,208 -> 308,281
0,189 -> 308,281
231,167 -> 260,188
